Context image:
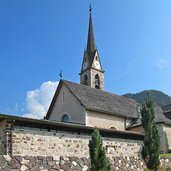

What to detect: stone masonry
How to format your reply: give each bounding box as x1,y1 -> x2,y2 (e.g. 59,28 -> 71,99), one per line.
12,128 -> 142,158
0,155 -> 171,171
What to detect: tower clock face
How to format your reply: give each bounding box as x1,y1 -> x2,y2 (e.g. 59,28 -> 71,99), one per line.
95,61 -> 100,69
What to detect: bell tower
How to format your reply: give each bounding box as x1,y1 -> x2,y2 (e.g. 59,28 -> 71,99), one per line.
80,6 -> 104,90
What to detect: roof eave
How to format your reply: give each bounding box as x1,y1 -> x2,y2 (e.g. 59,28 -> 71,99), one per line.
0,113 -> 144,139
86,108 -> 137,119
45,79 -> 63,119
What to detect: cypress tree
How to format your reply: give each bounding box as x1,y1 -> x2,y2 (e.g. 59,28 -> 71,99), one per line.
0,139 -> 2,155
141,95 -> 161,170
89,129 -> 110,171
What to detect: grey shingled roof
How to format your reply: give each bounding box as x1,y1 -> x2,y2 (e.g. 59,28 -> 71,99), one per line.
162,104 -> 171,113
127,104 -> 169,129
154,104 -> 166,122
164,117 -> 171,125
63,80 -> 139,118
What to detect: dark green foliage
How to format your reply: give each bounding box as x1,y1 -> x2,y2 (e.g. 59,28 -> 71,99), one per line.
141,96 -> 161,170
124,90 -> 171,107
0,138 -> 3,155
89,129 -> 110,171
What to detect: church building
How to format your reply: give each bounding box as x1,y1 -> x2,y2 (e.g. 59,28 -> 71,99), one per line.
45,8 -> 139,131
44,8 -> 171,153
0,8 -> 171,166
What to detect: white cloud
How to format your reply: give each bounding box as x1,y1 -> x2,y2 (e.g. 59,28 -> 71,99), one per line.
23,81 -> 59,119
154,59 -> 168,69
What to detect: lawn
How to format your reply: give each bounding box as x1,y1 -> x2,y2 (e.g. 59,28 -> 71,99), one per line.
160,153 -> 171,157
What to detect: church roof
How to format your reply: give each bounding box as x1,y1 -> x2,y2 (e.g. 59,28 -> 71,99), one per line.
46,80 -> 139,119
162,104 -> 171,113
127,103 -> 169,129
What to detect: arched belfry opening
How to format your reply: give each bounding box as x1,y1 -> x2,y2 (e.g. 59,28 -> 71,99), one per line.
95,74 -> 100,89
84,75 -> 88,85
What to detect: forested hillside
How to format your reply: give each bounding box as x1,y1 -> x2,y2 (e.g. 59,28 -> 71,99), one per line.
124,90 -> 171,107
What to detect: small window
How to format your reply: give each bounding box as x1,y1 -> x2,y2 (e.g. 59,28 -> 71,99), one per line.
110,126 -> 117,130
61,114 -> 69,123
96,56 -> 98,60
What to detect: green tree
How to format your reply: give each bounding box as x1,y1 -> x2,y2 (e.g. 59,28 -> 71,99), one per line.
141,95 -> 161,171
89,129 -> 110,171
0,138 -> 3,155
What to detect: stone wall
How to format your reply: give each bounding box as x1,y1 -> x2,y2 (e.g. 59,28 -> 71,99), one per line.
128,123 -> 171,153
0,155 -> 171,171
12,127 -> 142,157
0,120 -> 12,155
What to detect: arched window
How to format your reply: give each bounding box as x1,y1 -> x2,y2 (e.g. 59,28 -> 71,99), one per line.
84,75 -> 88,85
110,126 -> 117,130
95,74 -> 100,89
61,114 -> 69,123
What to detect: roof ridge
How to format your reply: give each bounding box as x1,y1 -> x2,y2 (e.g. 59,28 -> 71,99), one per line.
62,79 -> 138,103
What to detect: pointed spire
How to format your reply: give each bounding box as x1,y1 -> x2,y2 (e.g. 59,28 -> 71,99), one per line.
87,5 -> 96,54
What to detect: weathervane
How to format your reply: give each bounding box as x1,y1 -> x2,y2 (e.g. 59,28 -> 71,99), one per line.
59,70 -> 63,79
89,4 -> 92,13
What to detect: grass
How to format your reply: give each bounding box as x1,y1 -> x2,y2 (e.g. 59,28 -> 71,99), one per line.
160,153 -> 171,157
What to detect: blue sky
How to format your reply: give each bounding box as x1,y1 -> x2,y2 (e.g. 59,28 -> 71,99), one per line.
0,0 -> 171,117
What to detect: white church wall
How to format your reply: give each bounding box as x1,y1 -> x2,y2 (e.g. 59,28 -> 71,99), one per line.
163,124 -> 171,152
49,84 -> 86,124
86,110 -> 130,131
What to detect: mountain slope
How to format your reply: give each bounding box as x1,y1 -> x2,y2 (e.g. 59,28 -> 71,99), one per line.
124,90 -> 171,107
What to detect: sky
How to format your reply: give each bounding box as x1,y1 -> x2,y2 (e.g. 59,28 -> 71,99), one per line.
0,0 -> 171,118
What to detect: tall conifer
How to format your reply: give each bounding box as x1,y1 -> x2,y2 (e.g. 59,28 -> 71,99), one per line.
141,95 -> 161,170
89,129 -> 110,171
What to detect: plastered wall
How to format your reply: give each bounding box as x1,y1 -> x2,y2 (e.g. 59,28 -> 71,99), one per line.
86,111 -> 131,131
49,84 -> 86,124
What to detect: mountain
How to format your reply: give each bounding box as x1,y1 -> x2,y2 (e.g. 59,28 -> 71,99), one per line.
124,90 -> 171,108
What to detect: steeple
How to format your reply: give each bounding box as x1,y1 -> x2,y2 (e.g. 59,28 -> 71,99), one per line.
87,5 -> 96,54
80,6 -> 104,90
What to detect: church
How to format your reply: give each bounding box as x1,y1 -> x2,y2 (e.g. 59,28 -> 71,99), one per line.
45,8 -> 139,130
0,7 -> 171,171
44,8 -> 171,153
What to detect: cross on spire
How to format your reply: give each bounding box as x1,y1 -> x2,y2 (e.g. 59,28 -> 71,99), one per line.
89,4 -> 92,13
87,5 -> 96,54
